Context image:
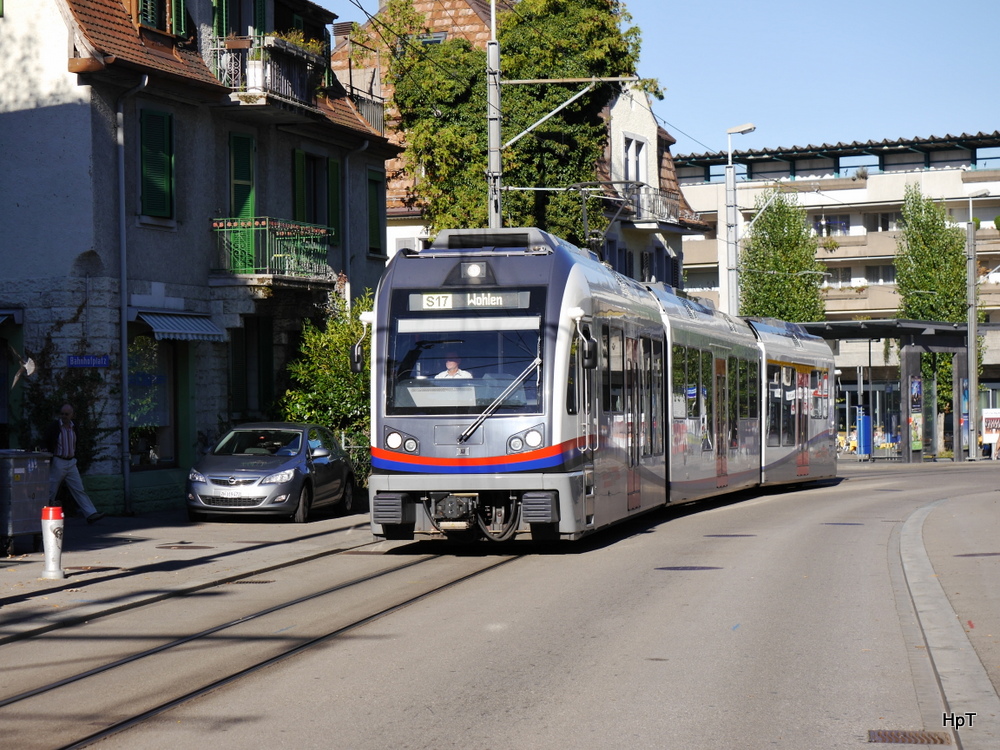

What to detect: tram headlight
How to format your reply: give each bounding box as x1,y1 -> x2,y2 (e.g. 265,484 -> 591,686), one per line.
463,262 -> 484,279
403,438 -> 419,453
385,432 -> 403,450
508,436 -> 524,452
524,429 -> 543,448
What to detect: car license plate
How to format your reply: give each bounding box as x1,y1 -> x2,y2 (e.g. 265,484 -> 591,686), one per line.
218,489 -> 242,498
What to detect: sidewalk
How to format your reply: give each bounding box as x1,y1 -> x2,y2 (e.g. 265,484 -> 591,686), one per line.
0,508 -> 372,644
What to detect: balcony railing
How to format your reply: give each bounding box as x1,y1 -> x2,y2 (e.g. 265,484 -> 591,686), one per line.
628,186 -> 699,224
346,87 -> 386,136
212,217 -> 335,279
210,35 -> 326,109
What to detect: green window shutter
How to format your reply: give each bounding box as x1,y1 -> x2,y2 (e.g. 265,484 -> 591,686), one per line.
254,0 -> 265,32
213,0 -> 228,37
171,0 -> 187,36
230,133 -> 255,218
140,110 -> 173,218
139,0 -> 158,27
367,171 -> 384,253
293,149 -> 307,222
328,158 -> 341,246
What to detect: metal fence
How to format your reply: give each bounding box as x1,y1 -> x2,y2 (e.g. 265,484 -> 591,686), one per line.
212,217 -> 334,278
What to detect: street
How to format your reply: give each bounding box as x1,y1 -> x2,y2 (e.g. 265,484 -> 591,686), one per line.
2,461 -> 999,748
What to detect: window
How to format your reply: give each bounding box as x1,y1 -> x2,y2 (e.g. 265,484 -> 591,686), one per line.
813,214 -> 850,237
128,334 -> 176,470
865,264 -> 896,285
230,317 -> 275,416
230,133 -> 255,218
602,325 -> 624,412
825,267 -> 852,288
367,170 -> 386,255
140,110 -> 174,219
863,212 -> 901,232
292,150 -> 341,244
624,136 -> 646,183
137,0 -> 187,36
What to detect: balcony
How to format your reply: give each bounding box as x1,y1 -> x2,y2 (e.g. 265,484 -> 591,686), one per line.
212,217 -> 335,279
344,86 -> 386,136
211,35 -> 326,112
624,186 -> 699,225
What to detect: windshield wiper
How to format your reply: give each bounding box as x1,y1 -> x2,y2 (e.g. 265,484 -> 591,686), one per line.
458,356 -> 541,444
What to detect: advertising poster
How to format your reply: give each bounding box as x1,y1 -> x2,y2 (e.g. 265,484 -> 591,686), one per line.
909,376 -> 923,451
982,408 -> 1000,459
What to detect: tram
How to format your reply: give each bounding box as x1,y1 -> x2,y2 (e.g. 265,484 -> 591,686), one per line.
357,227 -> 835,542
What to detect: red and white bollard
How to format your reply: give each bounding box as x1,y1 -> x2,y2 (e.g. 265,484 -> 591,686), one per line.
41,506 -> 65,580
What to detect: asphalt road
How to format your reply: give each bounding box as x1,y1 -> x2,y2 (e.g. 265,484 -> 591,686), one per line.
86,462 -> 1000,749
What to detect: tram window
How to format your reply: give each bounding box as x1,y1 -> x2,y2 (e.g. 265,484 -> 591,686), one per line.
747,361 -> 759,419
602,325 -> 611,412
766,364 -> 781,447
701,350 -> 713,426
687,348 -> 701,419
567,338 -> 578,415
738,360 -> 749,419
652,338 -> 664,454
642,337 -> 653,456
603,326 -> 624,412
671,344 -> 687,417
782,366 -> 795,446
810,369 -> 828,419
728,356 -> 739,448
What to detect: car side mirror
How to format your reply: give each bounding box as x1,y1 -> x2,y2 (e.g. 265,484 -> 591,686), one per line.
310,447 -> 331,459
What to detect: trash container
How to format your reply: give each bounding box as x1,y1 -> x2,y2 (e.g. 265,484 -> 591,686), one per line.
0,450 -> 52,556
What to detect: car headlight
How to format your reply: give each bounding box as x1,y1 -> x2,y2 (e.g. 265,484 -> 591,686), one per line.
188,468 -> 207,483
261,468 -> 295,485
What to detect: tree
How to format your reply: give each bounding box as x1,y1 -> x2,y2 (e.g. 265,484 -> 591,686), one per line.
895,183 -> 969,416
353,0 -> 655,243
278,291 -> 374,480
738,189 -> 826,322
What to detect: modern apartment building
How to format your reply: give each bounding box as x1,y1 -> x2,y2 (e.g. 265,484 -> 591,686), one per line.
674,132 -> 1000,445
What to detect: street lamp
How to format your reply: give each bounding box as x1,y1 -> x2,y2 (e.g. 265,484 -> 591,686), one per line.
725,123 -> 756,315
967,187 -> 990,459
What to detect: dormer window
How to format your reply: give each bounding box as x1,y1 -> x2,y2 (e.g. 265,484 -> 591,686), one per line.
624,136 -> 646,183
134,0 -> 187,36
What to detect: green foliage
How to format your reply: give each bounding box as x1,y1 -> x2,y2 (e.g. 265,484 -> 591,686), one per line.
994,216 -> 1000,232
16,334 -> 114,473
360,0 -> 651,243
738,189 -> 826,322
895,183 -> 969,413
278,291 -> 373,481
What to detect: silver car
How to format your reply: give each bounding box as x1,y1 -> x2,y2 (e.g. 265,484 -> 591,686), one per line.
186,422 -> 357,523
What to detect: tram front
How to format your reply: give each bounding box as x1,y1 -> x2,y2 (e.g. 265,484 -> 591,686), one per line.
366,230 -> 590,542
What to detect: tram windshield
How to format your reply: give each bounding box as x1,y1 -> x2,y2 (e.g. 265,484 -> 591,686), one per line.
385,314 -> 543,416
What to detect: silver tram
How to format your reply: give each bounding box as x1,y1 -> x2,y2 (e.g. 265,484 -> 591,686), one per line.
361,227 -> 835,542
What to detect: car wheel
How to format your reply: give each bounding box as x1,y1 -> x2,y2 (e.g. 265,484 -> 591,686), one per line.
292,485 -> 311,523
340,479 -> 356,514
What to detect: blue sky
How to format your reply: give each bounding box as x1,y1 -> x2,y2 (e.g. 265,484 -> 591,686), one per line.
319,0 -> 999,157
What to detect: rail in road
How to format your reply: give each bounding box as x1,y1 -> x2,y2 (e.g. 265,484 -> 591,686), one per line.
0,545 -> 521,749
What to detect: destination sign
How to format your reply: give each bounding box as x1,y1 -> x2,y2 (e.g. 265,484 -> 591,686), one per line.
410,291 -> 530,311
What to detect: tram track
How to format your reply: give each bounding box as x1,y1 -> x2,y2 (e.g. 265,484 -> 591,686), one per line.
0,546 -> 522,749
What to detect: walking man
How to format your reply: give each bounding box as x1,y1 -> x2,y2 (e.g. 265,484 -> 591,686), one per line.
45,403 -> 105,524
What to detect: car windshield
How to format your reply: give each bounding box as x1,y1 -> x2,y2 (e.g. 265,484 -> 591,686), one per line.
213,429 -> 302,456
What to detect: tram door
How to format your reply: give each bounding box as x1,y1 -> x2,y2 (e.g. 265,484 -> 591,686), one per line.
715,357 -> 729,488
625,337 -> 641,511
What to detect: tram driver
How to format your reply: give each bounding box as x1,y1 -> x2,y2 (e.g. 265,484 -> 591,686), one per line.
436,353 -> 473,379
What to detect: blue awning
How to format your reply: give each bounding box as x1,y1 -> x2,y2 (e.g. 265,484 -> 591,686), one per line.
136,311 -> 227,342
